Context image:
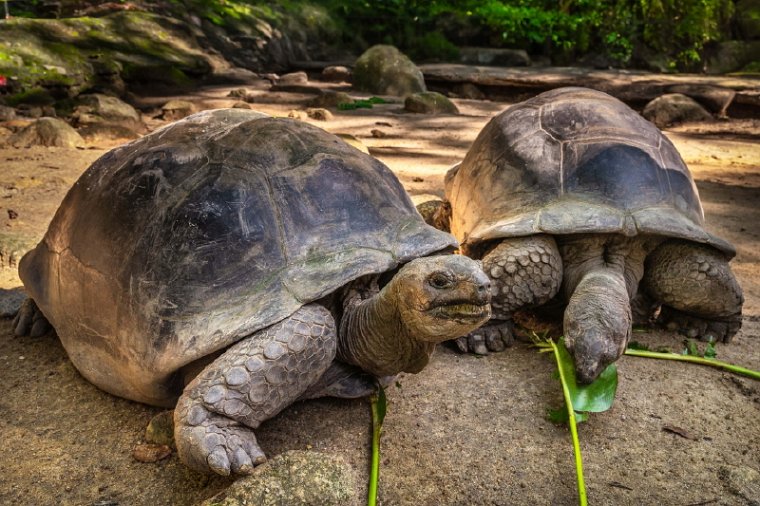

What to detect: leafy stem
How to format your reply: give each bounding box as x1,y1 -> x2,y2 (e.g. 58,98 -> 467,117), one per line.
368,384 -> 387,506
624,348 -> 760,380
547,338 -> 588,506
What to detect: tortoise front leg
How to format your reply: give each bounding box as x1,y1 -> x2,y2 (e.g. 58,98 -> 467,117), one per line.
457,234 -> 562,354
643,240 -> 743,342
174,304 -> 337,476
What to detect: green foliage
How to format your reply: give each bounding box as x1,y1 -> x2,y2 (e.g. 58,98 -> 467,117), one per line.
368,384 -> 387,506
337,97 -> 387,110
313,0 -> 737,70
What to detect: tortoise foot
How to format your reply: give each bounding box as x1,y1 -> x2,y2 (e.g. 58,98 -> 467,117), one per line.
175,411 -> 266,476
12,298 -> 52,337
454,319 -> 515,355
657,306 -> 742,343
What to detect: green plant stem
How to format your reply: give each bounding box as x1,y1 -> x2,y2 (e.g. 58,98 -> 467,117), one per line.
550,339 -> 588,506
624,349 -> 760,380
368,392 -> 382,506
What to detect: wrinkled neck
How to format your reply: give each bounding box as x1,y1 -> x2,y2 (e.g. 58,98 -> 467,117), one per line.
337,281 -> 434,378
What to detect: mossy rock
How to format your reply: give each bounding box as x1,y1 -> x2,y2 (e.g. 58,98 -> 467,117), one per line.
200,450 -> 356,506
404,92 -> 459,114
9,117 -> 85,148
642,93 -> 713,128
0,11 -> 213,102
353,45 -> 426,97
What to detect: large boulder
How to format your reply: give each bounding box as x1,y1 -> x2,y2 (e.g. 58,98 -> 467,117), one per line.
404,91 -> 459,114
642,93 -> 713,128
71,94 -> 147,140
9,117 -> 85,148
353,45 -> 427,96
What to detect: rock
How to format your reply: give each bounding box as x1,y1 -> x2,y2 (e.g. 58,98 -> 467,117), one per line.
335,133 -> 369,153
353,45 -> 427,96
306,90 -> 353,108
287,110 -> 308,120
736,0 -> 760,40
200,450 -> 356,506
232,101 -> 252,109
370,129 -> 387,138
642,94 -> 713,128
459,47 -> 531,67
0,287 -> 26,318
227,89 -> 256,103
72,93 -> 147,140
404,92 -> 459,114
664,84 -> 736,116
305,108 -> 333,121
704,40 -> 760,74
132,443 -> 172,463
145,410 -> 175,449
453,82 -> 486,100
279,71 -> 309,86
161,100 -> 196,121
719,465 -> 760,504
321,65 -> 351,82
9,117 -> 85,148
0,105 -> 16,121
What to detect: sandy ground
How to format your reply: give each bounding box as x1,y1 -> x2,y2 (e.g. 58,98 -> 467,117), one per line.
0,83 -> 759,505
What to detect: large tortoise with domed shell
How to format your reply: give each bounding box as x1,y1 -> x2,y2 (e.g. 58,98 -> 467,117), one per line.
13,109 -> 492,475
439,87 -> 743,383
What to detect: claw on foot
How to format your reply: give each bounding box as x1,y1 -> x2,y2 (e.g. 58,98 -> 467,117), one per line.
657,306 -> 741,343
453,320 -> 515,354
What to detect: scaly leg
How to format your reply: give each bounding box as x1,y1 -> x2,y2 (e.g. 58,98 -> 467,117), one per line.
643,240 -> 743,342
174,304 -> 337,476
457,235 -> 562,354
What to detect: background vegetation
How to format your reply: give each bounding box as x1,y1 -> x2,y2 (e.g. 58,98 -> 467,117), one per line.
2,0 -> 756,72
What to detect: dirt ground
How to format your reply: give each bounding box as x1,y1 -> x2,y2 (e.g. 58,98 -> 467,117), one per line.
0,82 -> 759,506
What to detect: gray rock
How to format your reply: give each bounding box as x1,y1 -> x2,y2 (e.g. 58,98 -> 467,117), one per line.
719,465 -> 760,505
306,90 -> 353,109
145,410 -> 175,449
305,108 -> 333,121
642,93 -> 713,128
200,450 -> 356,506
73,93 -> 147,140
459,47 -> 531,67
353,45 -> 426,96
161,100 -> 196,121
279,71 -> 308,86
404,92 -> 459,114
0,105 -> 16,121
321,65 -> 351,82
0,287 -> 26,318
9,117 -> 85,148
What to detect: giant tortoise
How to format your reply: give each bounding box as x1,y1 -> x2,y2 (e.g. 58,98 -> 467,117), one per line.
441,87 -> 743,383
13,109 -> 492,475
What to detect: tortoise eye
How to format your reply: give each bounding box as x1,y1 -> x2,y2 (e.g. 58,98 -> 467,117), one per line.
429,272 -> 454,289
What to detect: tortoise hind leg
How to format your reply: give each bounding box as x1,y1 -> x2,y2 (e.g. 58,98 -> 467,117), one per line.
643,240 -> 743,342
174,304 -> 337,476
13,298 -> 52,337
457,235 -> 562,354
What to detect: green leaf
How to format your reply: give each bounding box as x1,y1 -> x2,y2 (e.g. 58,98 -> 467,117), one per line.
547,407 -> 589,424
556,338 -> 618,414
684,339 -> 700,357
704,341 -> 717,359
627,340 -> 650,351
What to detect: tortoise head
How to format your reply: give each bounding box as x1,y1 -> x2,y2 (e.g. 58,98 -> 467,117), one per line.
392,254 -> 492,343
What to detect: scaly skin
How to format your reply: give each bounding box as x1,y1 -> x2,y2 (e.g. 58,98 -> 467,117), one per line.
173,254 -> 491,475
456,235 -> 562,354
643,239 -> 743,342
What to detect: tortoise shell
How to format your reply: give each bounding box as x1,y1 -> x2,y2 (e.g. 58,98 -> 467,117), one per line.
19,109 -> 457,405
445,87 -> 734,255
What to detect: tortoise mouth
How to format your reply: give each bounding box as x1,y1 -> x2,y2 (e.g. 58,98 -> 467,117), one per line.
432,302 -> 491,322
